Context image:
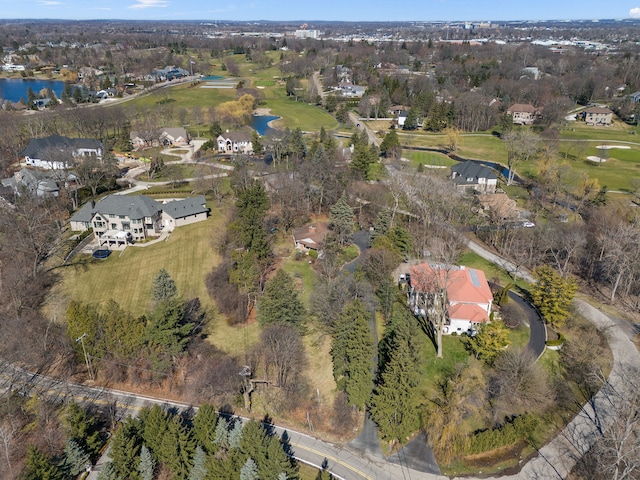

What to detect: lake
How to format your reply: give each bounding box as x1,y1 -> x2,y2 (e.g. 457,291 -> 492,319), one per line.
251,115 -> 280,135
0,78 -> 66,103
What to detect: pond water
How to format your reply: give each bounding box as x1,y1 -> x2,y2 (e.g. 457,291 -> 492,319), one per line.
0,78 -> 66,102
251,114 -> 280,135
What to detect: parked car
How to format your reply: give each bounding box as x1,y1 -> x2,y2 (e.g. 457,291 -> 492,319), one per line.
522,221 -> 535,228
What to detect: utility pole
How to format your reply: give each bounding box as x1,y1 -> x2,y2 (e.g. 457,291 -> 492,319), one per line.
75,334 -> 95,381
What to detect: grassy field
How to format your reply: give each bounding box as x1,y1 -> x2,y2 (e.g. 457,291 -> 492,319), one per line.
418,334 -> 470,398
395,122 -> 640,192
406,150 -> 456,168
53,201 -> 261,355
121,53 -> 338,133
457,251 -> 532,293
398,131 -> 508,162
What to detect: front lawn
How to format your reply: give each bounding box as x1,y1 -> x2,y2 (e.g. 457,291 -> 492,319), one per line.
53,201 -> 261,355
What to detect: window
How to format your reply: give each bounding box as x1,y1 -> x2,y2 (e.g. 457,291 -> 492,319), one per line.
111,223 -> 117,229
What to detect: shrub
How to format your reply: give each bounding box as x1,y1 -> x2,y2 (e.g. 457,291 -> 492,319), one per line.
545,332 -> 566,347
462,414 -> 539,455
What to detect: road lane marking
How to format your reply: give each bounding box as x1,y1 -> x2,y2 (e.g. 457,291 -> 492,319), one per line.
290,441 -> 374,480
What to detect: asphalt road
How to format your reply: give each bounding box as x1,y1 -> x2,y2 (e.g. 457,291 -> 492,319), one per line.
508,290 -> 547,358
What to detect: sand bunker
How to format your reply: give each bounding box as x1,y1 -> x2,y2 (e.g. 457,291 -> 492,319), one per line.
594,145 -> 631,150
587,156 -> 607,163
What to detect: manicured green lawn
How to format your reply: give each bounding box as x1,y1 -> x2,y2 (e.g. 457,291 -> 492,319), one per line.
123,81 -> 237,112
457,251 -> 532,293
398,131 -> 508,162
56,201 -> 260,355
280,253 -> 319,308
261,93 -> 338,132
418,333 -> 470,398
406,150 -> 456,168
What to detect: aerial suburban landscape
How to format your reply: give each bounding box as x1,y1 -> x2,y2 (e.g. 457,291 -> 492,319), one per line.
1,2 -> 640,479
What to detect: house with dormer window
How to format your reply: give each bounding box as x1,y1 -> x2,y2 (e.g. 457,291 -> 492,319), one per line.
451,161 -> 497,194
407,263 -> 493,335
70,194 -> 209,247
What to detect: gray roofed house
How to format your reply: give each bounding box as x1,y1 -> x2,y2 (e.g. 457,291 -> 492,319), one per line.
159,127 -> 190,146
0,168 -> 78,198
161,195 -> 209,229
70,194 -> 209,247
217,132 -> 253,154
20,135 -> 102,170
451,161 -> 498,194
131,127 -> 191,149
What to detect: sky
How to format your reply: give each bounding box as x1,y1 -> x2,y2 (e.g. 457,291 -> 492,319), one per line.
2,0 -> 640,22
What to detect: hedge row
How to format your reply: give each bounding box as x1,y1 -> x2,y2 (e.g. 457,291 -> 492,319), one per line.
461,414 -> 539,455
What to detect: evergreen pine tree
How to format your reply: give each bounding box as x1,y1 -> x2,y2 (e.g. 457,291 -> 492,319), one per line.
140,405 -> 169,454
188,446 -> 207,480
213,417 -> 230,449
331,300 -> 375,409
370,309 -> 422,442
96,462 -> 118,480
258,270 -> 305,328
229,420 -> 244,449
160,416 -> 196,479
240,458 -> 259,480
370,209 -> 391,245
151,268 -> 178,304
146,299 -> 193,373
24,445 -> 62,479
60,439 -> 90,477
193,403 -> 219,453
329,193 -> 354,246
64,402 -> 102,458
109,417 -> 142,479
379,129 -> 401,158
251,131 -> 264,155
138,445 -> 156,480
264,436 -> 300,480
239,420 -> 270,467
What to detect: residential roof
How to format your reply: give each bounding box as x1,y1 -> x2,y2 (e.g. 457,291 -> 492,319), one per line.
292,222 -> 329,250
70,194 -> 162,223
507,103 -> 537,113
584,106 -> 613,114
408,263 -> 493,306
162,196 -> 209,219
160,127 -> 189,140
451,161 -> 497,184
20,135 -> 102,158
448,303 -> 490,323
218,132 -> 252,143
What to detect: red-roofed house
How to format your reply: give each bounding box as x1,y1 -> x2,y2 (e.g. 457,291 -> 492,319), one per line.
407,263 -> 493,334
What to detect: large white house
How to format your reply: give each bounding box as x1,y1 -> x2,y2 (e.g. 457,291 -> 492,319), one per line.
20,135 -> 102,170
407,263 -> 493,335
70,194 -> 209,247
217,132 -> 253,154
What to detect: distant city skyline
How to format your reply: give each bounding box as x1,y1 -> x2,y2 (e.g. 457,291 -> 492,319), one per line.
2,1 -> 640,22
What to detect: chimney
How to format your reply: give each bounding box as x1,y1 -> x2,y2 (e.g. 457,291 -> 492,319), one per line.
309,225 -> 316,233
91,199 -> 95,209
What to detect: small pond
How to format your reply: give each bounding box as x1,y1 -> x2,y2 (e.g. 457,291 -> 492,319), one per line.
251,115 -> 280,135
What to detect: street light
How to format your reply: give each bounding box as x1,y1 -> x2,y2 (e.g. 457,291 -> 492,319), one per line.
75,333 -> 95,381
